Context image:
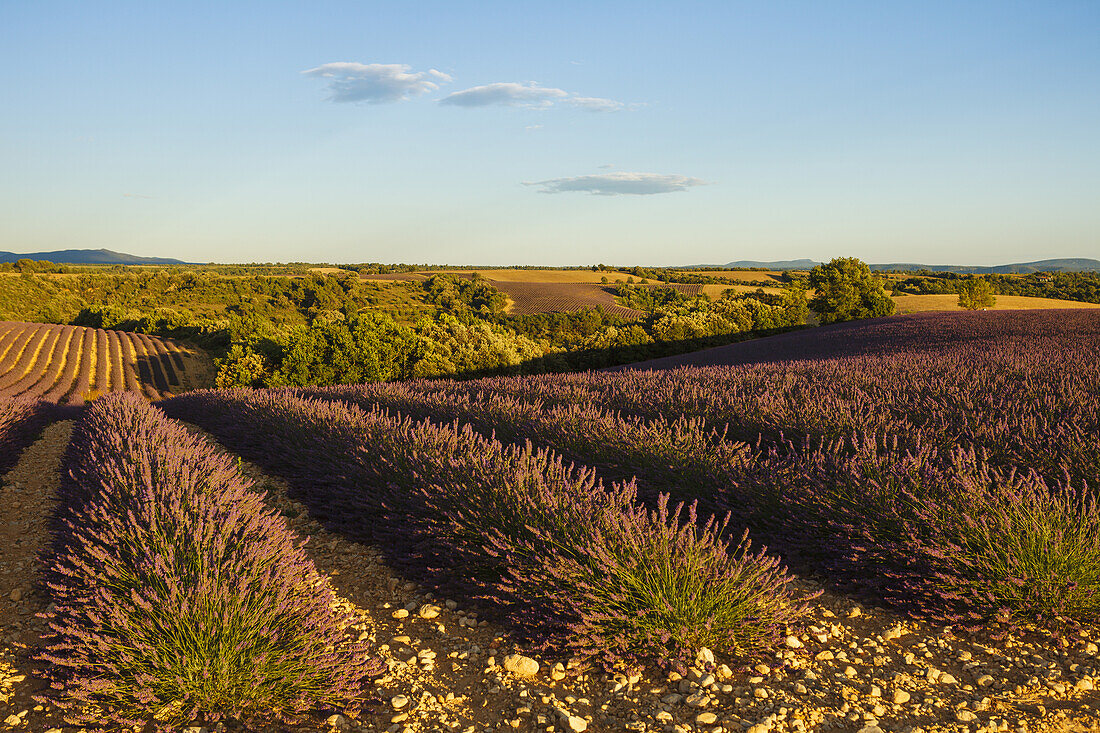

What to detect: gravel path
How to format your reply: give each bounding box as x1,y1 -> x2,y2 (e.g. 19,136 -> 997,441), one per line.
1,422 -> 1098,733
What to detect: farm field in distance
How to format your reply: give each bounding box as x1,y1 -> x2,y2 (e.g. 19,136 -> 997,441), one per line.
0,321 -> 211,404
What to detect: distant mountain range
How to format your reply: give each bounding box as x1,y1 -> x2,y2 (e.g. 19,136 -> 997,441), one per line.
0,248 -> 187,265
686,258 -> 1100,274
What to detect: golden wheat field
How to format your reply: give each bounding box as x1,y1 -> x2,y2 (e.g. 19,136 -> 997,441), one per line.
891,293 -> 1100,314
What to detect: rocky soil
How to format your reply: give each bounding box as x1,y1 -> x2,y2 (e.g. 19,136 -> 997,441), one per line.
1,424 -> 1098,733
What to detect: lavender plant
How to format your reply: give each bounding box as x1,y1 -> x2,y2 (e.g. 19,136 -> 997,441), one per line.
38,393 -> 377,730
163,389 -> 814,668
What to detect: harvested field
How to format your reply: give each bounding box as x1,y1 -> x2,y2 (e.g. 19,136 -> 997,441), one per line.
679,269 -> 791,282
358,272 -> 430,281
492,281 -> 646,318
0,321 -> 212,404
892,293 -> 1100,314
358,269 -> 638,284
701,283 -> 787,298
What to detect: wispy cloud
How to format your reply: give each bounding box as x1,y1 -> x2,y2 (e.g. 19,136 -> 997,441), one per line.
568,96 -> 625,112
302,62 -> 451,104
523,172 -> 709,196
122,193 -> 155,199
439,82 -> 569,109
441,81 -> 629,111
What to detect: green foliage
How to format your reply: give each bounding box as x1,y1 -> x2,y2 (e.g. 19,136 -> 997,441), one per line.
423,274 -> 508,315
272,313 -> 417,387
410,315 -> 543,379
615,284 -> 694,312
808,257 -> 896,324
958,278 -> 996,310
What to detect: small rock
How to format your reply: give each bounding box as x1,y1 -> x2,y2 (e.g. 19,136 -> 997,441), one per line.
9,588 -> 22,602
661,693 -> 683,705
392,609 -> 409,619
857,726 -> 884,733
685,692 -> 708,706
882,626 -> 904,641
1078,679 -> 1095,691
502,654 -> 540,677
696,712 -> 718,725
326,714 -> 349,730
391,694 -> 409,709
977,675 -> 994,688
697,647 -> 715,665
939,673 -> 958,685
181,728 -> 207,733
955,710 -> 977,722
753,688 -> 768,699
892,689 -> 911,704
566,715 -> 587,731
848,606 -> 862,618
785,634 -> 803,648
418,604 -> 441,619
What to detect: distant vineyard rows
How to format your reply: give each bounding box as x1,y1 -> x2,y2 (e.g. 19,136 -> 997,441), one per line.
0,321 -> 203,404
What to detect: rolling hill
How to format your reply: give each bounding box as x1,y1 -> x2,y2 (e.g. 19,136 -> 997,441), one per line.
683,257 -> 1100,273
0,248 -> 187,265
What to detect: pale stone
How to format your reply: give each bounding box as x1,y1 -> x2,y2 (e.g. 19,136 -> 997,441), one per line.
502,654 -> 539,677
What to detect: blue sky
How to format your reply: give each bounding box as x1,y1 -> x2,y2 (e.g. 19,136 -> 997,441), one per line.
2,1 -> 1098,266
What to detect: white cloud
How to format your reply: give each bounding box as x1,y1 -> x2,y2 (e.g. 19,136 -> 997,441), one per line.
439,82 -> 569,108
302,62 -> 451,104
524,172 -> 709,196
569,96 -> 625,112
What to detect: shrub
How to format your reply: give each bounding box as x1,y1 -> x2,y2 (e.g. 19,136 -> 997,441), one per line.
907,457 -> 1100,629
38,393 -> 376,730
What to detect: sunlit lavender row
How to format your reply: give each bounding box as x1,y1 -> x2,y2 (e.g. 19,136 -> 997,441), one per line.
38,394 -> 375,730
162,389 -> 814,670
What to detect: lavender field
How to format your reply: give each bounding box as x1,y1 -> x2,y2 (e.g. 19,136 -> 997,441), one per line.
6,309 -> 1100,730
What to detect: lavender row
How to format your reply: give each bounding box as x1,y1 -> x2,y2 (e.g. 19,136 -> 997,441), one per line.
303,380 -> 1100,630
38,393 -> 375,730
300,382 -> 750,506
413,312 -> 1100,486
162,389 -> 814,669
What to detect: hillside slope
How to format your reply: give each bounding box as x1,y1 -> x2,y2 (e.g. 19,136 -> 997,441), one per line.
612,308 -> 1100,371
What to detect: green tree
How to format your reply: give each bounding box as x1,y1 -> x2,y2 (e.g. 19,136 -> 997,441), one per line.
808,257 -> 896,324
958,278 -> 996,310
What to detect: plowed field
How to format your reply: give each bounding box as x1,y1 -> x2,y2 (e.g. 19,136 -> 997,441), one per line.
0,321 -> 211,404
491,281 -> 646,318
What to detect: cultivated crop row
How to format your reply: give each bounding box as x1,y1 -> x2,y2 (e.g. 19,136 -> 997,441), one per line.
39,394 -> 377,730
162,389 -> 813,670
300,310 -> 1100,631
409,310 -> 1100,486
0,321 -> 191,404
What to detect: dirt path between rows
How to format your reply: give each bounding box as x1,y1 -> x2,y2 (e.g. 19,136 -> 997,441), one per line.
0,421 -> 71,729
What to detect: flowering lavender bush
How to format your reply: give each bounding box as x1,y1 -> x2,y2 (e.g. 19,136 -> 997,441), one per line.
163,389 -> 813,668
38,393 -> 376,730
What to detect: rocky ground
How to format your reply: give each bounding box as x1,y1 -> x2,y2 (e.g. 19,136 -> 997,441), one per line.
1,424 -> 1098,733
